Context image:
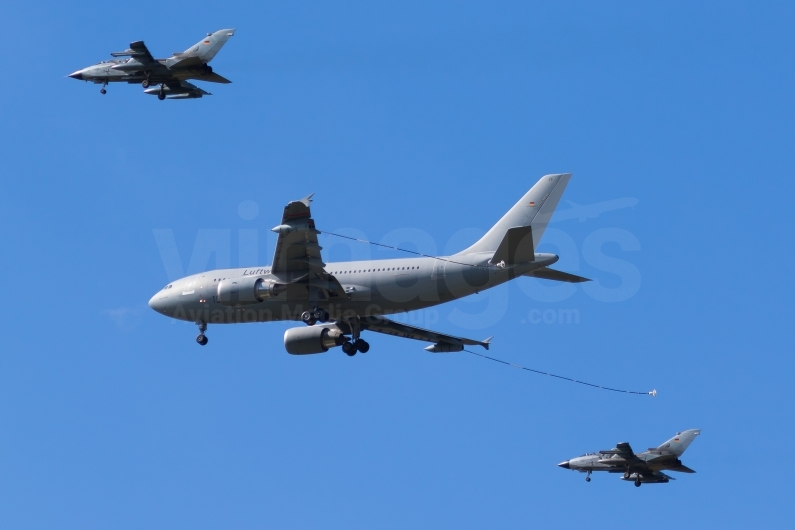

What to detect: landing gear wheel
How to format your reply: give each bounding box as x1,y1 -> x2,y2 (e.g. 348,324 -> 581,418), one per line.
100,88 -> 106,95
354,339 -> 369,353
634,479 -> 641,488
342,341 -> 356,356
157,90 -> 166,101
196,334 -> 208,346
313,308 -> 329,323
585,476 -> 591,482
301,311 -> 317,325
142,79 -> 150,88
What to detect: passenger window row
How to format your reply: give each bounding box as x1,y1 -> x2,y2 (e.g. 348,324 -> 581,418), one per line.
332,266 -> 420,274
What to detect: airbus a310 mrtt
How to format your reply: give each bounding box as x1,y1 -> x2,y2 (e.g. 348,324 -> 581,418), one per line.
558,429 -> 701,487
68,29 -> 235,100
148,173 -> 589,355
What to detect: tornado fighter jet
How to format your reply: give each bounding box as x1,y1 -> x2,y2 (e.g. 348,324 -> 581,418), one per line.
68,29 -> 235,100
558,429 -> 701,487
148,174 -> 591,354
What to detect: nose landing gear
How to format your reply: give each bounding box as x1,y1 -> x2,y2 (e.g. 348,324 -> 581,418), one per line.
585,470 -> 591,482
100,82 -> 107,95
196,321 -> 208,346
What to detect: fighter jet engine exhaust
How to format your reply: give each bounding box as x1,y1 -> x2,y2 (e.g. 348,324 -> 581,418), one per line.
217,277 -> 286,306
284,326 -> 348,355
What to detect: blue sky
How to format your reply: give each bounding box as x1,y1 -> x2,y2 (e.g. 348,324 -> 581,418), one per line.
2,1 -> 794,527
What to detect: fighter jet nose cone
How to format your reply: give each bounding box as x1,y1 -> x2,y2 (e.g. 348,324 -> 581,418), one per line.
68,71 -> 84,80
558,461 -> 570,469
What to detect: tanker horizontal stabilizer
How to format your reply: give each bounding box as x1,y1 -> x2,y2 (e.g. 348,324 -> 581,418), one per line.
523,268 -> 591,283
202,72 -> 232,84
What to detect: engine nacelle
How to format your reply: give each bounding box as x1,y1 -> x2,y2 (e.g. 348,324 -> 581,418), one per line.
284,325 -> 346,355
217,276 -> 286,306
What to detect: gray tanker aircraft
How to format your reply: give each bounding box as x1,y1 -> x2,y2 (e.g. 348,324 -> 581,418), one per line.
148,173 -> 589,355
68,29 -> 235,100
558,429 -> 701,487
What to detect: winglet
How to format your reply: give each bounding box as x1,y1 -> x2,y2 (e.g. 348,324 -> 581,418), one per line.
481,336 -> 492,350
300,193 -> 314,206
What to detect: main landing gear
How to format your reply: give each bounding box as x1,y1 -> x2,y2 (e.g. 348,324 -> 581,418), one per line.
301,307 -> 329,326
157,85 -> 166,101
196,321 -> 208,346
634,478 -> 641,488
342,317 -> 369,356
342,338 -> 369,357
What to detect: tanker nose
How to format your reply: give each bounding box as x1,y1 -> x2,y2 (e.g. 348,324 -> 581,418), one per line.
558,461 -> 570,469
148,293 -> 168,313
68,70 -> 84,80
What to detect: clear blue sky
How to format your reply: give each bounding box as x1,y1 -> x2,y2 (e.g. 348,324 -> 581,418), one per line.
2,1 -> 794,528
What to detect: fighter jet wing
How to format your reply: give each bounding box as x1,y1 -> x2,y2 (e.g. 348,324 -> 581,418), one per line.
667,464 -> 696,473
600,442 -> 635,457
111,40 -> 156,63
598,442 -> 645,467
358,315 -> 491,351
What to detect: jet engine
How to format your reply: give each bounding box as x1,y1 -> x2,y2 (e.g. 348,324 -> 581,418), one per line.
217,277 -> 286,306
284,325 -> 347,355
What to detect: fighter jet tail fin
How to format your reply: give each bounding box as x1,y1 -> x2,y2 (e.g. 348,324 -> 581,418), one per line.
456,174 -> 571,256
183,28 -> 236,63
656,429 -> 701,456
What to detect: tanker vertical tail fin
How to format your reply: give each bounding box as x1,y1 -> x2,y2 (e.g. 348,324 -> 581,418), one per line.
457,173 -> 571,256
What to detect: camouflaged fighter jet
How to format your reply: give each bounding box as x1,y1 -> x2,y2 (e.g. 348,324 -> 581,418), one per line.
148,174 -> 590,354
558,429 -> 701,487
68,29 -> 235,100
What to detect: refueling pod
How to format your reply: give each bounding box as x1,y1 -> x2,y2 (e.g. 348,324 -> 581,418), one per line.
284,325 -> 347,355
217,276 -> 286,306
